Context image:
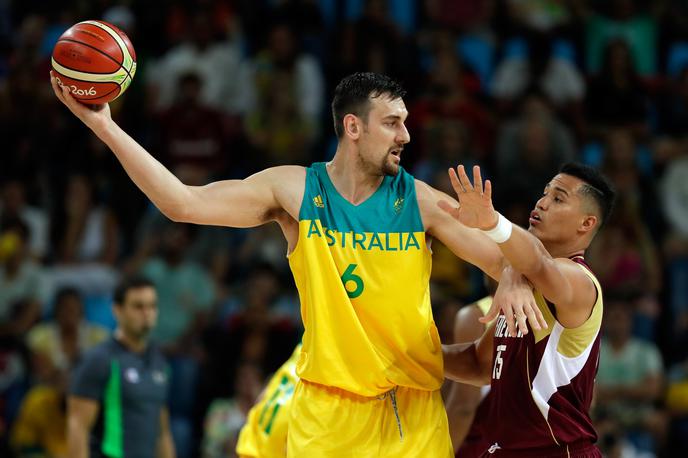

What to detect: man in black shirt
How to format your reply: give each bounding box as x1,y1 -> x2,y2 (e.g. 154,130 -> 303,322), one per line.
68,276 -> 175,458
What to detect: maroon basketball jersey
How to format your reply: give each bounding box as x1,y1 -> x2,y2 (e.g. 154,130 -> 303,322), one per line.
479,257 -> 603,457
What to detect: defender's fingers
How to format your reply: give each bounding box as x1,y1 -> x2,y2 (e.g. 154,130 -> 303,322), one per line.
534,302 -> 548,329
448,168 -> 466,195
523,304 -> 540,331
437,199 -> 460,218
456,165 -> 474,192
503,307 -> 517,338
479,301 -> 500,324
485,180 -> 493,201
473,165 -> 483,194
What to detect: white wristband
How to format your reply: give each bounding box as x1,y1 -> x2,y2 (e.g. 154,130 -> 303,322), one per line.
482,213 -> 513,243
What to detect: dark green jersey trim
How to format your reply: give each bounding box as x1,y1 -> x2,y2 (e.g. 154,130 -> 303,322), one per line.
102,360 -> 123,458
299,162 -> 424,233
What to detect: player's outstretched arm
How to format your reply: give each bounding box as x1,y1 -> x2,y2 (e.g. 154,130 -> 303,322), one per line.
443,165 -> 596,327
445,304 -> 487,452
51,73 -> 301,228
416,180 -> 505,280
442,321 -> 496,387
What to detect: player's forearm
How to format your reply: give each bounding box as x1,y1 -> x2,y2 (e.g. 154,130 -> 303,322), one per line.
442,343 -> 490,386
92,119 -> 194,221
495,223 -> 551,278
446,383 -> 481,452
67,421 -> 90,458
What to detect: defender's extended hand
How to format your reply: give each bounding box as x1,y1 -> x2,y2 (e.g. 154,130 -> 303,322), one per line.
438,165 -> 498,231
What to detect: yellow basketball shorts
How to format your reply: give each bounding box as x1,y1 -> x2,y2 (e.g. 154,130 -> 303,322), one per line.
287,380 -> 453,457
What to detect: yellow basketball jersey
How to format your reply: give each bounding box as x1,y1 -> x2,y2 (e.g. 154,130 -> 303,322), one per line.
288,163 -> 443,397
236,344 -> 301,458
475,296 -> 493,320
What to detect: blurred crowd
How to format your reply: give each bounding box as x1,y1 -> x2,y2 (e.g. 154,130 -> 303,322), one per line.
2,0 -> 688,457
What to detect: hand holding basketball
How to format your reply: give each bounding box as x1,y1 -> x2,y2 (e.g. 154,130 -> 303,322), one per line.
51,70 -> 111,129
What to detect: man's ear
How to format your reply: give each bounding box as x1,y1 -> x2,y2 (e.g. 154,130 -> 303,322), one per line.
343,114 -> 360,140
580,214 -> 598,234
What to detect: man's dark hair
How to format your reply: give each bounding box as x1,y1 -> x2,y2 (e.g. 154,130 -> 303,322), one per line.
113,276 -> 155,306
331,72 -> 406,138
559,163 -> 616,229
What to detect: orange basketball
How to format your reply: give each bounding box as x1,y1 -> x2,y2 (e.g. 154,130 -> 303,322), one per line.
51,20 -> 136,104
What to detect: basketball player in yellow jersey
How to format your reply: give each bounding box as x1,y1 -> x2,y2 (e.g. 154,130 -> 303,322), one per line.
50,71 -> 533,457
236,344 -> 301,458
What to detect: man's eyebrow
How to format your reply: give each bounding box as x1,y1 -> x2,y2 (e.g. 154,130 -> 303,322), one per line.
553,186 -> 569,196
382,114 -> 402,120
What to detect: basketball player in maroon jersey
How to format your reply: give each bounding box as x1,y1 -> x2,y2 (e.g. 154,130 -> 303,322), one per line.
442,163 -> 615,457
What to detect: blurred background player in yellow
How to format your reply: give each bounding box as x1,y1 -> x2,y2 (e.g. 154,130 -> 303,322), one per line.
235,343 -> 301,458
50,71 -> 536,457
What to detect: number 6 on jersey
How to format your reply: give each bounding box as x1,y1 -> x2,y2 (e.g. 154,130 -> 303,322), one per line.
341,263 -> 364,298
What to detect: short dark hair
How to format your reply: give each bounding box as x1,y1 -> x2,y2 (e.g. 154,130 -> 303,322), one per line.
113,276 -> 155,306
331,72 -> 406,138
559,163 -> 616,228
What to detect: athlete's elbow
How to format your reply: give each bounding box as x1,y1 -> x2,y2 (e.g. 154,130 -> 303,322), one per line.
159,204 -> 189,223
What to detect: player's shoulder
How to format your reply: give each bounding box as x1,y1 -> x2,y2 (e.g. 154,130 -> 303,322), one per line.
74,337 -> 117,373
259,165 -> 307,182
454,301 -> 489,342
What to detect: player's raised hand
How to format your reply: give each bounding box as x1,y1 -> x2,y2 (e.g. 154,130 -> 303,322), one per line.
439,165 -> 498,231
50,71 -> 111,130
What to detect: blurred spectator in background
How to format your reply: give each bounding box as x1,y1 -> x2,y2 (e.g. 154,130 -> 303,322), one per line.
495,93 -> 576,205
411,30 -> 493,163
585,0 -> 658,76
147,10 -> 244,115
413,119 -> 480,184
337,0 -> 408,80
137,223 -> 214,352
655,67 -> 688,138
26,288 -> 107,382
53,174 -> 119,266
240,21 -> 323,161
49,174 -> 120,298
596,297 -> 666,455
491,38 -> 585,114
236,225 -> 290,275
201,361 -> 262,458
10,367 -> 68,458
600,129 -> 664,238
587,198 -> 662,340
157,72 -> 228,184
244,69 -> 315,165
661,152 -> 688,346
0,180 -> 49,261
585,39 -> 649,138
0,219 -> 45,337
